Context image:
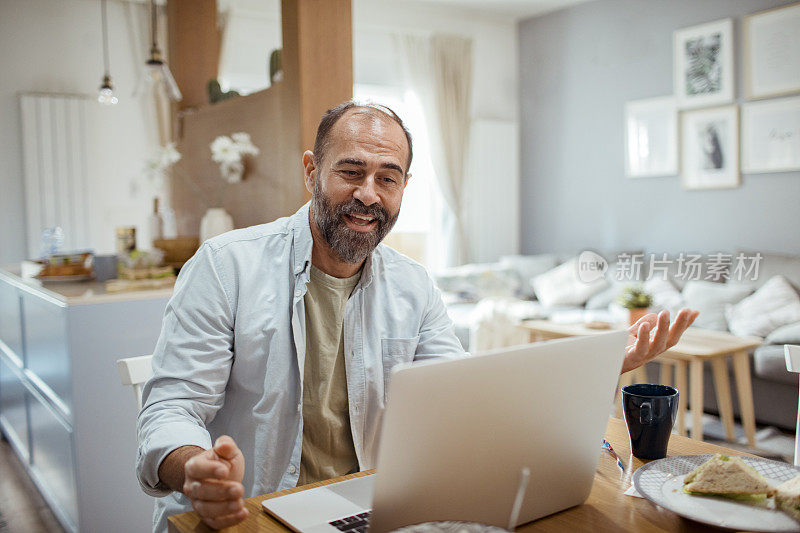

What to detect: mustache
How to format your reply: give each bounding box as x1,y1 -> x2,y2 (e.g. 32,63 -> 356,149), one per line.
335,199 -> 388,224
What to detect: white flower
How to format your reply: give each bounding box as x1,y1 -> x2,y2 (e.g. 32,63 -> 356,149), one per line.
143,142 -> 181,189
232,132 -> 260,157
231,132 -> 251,145
211,132 -> 259,182
210,135 -> 240,164
160,142 -> 181,166
221,160 -> 244,184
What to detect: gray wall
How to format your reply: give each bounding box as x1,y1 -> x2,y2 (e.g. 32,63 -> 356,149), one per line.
518,0 -> 800,257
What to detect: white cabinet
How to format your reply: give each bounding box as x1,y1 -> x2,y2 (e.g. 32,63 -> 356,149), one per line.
0,354 -> 29,460
28,389 -> 78,528
0,269 -> 171,533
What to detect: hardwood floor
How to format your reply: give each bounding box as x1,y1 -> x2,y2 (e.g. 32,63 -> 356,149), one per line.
0,437 -> 65,533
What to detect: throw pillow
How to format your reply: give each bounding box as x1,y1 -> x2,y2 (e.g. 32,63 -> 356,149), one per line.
585,281 -> 624,310
643,277 -> 684,315
434,263 -> 520,301
764,321 -> 800,345
725,275 -> 800,337
681,281 -> 752,331
499,254 -> 559,299
532,257 -> 609,307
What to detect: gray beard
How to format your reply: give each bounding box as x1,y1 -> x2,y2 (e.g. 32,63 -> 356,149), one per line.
311,180 -> 399,264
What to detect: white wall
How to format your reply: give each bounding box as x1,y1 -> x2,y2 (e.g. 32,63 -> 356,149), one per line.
353,0 -> 521,263
218,0 -> 281,94
0,0 -> 162,264
518,0 -> 800,256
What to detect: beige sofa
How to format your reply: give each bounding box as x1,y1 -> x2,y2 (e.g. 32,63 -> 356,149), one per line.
437,250 -> 800,431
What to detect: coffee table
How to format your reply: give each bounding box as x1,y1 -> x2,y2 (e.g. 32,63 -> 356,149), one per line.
521,321 -> 763,445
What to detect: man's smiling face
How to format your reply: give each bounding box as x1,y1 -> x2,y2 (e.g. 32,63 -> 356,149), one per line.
307,109 -> 410,264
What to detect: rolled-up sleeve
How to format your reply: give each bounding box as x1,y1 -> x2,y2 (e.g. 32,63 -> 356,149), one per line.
136,243 -> 235,496
414,276 -> 468,361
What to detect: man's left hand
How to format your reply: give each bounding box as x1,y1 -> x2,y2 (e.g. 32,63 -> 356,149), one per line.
621,308 -> 699,374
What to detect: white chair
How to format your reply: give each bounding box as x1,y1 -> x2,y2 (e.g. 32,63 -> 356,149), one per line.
785,344 -> 800,467
116,354 -> 154,411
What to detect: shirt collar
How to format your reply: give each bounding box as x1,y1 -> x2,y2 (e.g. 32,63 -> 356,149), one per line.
290,201 -> 375,289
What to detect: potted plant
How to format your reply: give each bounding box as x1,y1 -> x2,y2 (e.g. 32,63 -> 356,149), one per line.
617,285 -> 653,325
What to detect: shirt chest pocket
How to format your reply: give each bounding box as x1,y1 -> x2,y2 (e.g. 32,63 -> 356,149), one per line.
381,336 -> 419,400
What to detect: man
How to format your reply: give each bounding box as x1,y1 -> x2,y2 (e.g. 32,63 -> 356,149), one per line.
136,101 -> 698,531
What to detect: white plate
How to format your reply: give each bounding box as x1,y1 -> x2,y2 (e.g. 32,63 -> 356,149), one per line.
633,454 -> 800,532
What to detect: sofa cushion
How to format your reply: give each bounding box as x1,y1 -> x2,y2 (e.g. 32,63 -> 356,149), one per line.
732,251 -> 800,291
532,257 -> 609,307
585,280 -> 626,310
499,254 -> 559,299
765,321 -> 800,345
681,281 -> 752,331
434,263 -> 520,301
725,275 -> 800,337
753,344 -> 798,386
643,277 -> 684,315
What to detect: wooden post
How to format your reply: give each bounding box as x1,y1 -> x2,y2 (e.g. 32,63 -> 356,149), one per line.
167,0 -> 221,110
281,0 -> 353,162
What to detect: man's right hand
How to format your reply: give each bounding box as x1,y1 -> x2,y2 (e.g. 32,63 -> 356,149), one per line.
181,436 -> 248,529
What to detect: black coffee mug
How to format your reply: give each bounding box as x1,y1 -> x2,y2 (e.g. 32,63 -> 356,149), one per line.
622,383 -> 679,460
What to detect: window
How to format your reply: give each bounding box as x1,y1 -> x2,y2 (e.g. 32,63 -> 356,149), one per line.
354,84 -> 443,269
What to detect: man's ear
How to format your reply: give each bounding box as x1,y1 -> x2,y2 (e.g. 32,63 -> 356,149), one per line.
403,173 -> 412,189
303,150 -> 317,194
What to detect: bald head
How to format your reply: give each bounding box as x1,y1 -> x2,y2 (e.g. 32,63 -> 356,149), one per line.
313,101 -> 413,175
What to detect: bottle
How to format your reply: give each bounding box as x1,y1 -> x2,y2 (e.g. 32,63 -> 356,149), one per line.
115,227 -> 136,255
147,197 -> 164,246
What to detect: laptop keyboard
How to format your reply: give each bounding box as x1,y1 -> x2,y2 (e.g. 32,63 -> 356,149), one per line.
329,511 -> 371,532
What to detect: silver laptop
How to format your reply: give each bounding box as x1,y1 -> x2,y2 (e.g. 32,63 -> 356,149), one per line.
263,331 -> 628,532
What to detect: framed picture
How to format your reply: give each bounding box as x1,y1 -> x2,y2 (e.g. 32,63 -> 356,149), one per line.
681,106 -> 739,190
742,95 -> 800,173
745,2 -> 800,99
624,96 -> 678,178
674,19 -> 734,109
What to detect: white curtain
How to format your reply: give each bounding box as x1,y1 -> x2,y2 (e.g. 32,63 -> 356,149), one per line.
398,34 -> 473,267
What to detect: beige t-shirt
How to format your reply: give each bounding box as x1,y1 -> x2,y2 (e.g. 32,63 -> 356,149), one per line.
297,265 -> 361,486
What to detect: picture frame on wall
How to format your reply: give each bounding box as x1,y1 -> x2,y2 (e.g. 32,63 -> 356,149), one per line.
744,2 -> 800,100
742,96 -> 800,173
681,105 -> 739,190
674,18 -> 734,109
624,96 -> 678,178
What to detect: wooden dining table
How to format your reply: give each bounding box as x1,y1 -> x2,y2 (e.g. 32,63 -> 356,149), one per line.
167,417 -> 765,532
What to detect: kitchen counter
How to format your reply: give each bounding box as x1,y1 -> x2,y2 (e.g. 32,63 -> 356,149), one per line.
0,266 -> 174,306
0,265 -> 170,532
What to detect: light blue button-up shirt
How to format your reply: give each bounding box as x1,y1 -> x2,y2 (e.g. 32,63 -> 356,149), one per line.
136,203 -> 466,531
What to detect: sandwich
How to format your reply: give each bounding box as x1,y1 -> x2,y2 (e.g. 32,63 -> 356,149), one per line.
683,454 -> 774,500
775,475 -> 800,523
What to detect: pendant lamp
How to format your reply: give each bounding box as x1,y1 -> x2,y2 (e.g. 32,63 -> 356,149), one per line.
146,0 -> 182,102
97,0 -> 118,105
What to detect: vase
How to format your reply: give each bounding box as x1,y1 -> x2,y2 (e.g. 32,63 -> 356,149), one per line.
628,307 -> 650,326
199,207 -> 234,243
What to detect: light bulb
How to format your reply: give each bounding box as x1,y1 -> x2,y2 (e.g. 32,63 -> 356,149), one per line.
98,75 -> 118,105
98,87 -> 118,105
